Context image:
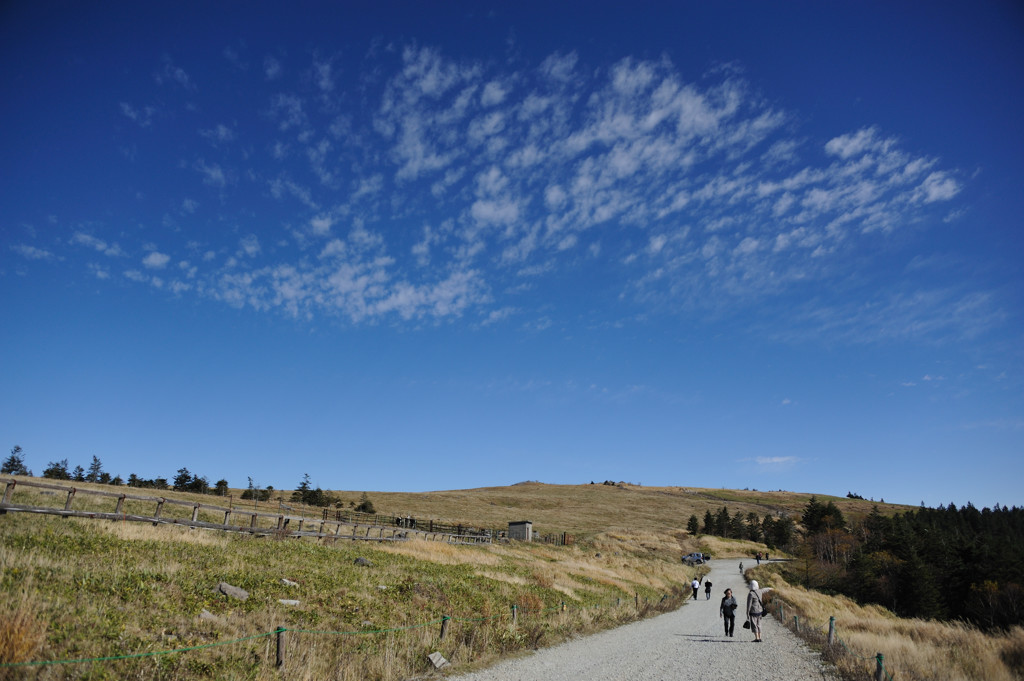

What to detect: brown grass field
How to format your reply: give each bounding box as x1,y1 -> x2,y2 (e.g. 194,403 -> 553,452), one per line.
2,477 -> 1020,681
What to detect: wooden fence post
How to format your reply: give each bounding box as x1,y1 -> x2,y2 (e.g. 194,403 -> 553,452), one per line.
794,615 -> 800,632
874,653 -> 885,681
153,497 -> 163,526
275,626 -> 286,668
440,616 -> 450,640
2,480 -> 17,509
511,604 -> 518,626
64,487 -> 77,514
827,616 -> 836,646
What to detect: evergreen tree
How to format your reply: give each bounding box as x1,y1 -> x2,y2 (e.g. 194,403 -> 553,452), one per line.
745,512 -> 762,542
686,514 -> 700,535
42,459 -> 71,480
702,509 -> 715,535
771,515 -> 795,548
71,465 -> 86,482
715,506 -> 730,536
214,479 -> 229,496
761,514 -> 777,549
355,492 -> 375,514
173,467 -> 193,491
86,456 -> 104,483
292,473 -> 312,503
2,445 -> 30,475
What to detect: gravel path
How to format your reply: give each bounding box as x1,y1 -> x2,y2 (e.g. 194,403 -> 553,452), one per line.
448,560 -> 838,681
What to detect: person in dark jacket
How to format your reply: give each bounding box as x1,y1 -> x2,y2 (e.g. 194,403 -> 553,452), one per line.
720,588 -> 738,636
704,580 -> 713,600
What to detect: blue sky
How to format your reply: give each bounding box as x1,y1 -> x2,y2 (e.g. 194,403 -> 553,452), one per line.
2,1 -> 1022,508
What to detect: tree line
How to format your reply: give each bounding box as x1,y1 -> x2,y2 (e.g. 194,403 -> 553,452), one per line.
2,446 -> 375,512
686,506 -> 796,549
794,496 -> 1024,631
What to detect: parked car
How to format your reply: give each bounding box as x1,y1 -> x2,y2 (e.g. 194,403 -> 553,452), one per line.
682,552 -> 708,565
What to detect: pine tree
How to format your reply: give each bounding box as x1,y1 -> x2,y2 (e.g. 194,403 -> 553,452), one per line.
173,467 -> 193,491
355,492 -> 375,514
86,456 -> 104,483
43,459 -> 71,480
1,445 -> 29,475
292,473 -> 312,503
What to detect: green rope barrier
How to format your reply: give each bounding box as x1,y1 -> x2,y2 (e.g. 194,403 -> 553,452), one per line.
0,631 -> 275,668
288,618 -> 446,636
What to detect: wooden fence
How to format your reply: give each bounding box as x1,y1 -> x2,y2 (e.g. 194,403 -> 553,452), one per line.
0,478 -> 491,545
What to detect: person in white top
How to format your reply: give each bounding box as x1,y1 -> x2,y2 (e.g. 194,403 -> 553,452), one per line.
745,580 -> 772,642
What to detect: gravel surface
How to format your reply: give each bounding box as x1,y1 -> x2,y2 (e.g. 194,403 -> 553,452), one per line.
448,560 -> 839,681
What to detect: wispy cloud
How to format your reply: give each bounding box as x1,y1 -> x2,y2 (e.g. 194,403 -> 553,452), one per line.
35,46 -> 978,336
754,456 -> 800,467
72,233 -> 125,257
12,243 -> 56,261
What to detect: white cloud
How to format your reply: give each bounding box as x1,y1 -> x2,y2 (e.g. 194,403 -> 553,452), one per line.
314,59 -> 335,92
238,235 -> 261,258
200,124 -> 235,144
143,252 -> 171,269
156,55 -> 194,90
755,456 -> 798,466
310,214 -> 334,236
12,243 -> 55,260
264,56 -> 282,80
120,102 -> 156,127
72,233 -> 125,257
481,80 -> 508,107
53,45 -> 973,338
915,171 -> 960,203
195,160 -> 227,187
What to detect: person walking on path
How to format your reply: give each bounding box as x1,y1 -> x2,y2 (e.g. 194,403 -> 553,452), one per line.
449,561 -> 838,681
704,579 -> 713,600
720,588 -> 738,636
691,577 -> 700,600
746,579 -> 772,642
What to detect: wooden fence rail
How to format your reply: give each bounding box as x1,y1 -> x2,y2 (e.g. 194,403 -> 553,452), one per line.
0,478 -> 491,545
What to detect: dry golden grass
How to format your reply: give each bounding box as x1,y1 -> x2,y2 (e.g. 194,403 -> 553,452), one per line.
6,477 -> 1008,681
377,535 -> 502,566
0,584 -> 46,673
749,566 -> 1024,681
699,534 -> 790,560
326,481 -> 909,538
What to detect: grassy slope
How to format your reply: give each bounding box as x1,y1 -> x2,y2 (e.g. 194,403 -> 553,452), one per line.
0,479 -> 911,680
330,481 -> 908,537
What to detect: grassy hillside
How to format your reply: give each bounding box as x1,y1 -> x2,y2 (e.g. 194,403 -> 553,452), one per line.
0,478 -> 913,680
327,481 -> 911,538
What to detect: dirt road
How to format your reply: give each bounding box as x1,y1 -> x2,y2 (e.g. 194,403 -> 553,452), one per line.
448,559 -> 837,681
